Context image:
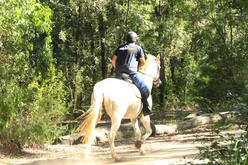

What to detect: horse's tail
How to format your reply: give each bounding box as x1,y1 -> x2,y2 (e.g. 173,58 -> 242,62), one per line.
77,84 -> 103,144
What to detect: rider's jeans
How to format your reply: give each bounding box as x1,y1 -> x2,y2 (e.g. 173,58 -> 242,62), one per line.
129,73 -> 149,99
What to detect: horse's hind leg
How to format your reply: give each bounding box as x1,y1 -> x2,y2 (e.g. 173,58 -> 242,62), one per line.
131,119 -> 146,155
108,116 -> 121,162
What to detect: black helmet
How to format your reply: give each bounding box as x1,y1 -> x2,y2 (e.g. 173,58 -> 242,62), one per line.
126,31 -> 137,43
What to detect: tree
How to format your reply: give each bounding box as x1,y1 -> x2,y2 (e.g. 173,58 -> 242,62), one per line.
0,0 -> 67,149
191,0 -> 248,110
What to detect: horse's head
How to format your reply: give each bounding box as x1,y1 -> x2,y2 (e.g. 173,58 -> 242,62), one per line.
140,54 -> 162,87
151,55 -> 162,87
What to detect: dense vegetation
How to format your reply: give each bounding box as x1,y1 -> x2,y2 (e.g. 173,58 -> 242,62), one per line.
0,0 -> 247,162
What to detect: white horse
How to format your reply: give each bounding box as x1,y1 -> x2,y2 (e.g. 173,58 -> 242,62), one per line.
77,54 -> 161,162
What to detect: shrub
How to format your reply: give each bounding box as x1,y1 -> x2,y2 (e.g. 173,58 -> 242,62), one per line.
0,68 -> 68,151
200,93 -> 248,164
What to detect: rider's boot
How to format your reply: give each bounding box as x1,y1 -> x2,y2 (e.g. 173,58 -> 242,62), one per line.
142,97 -> 154,116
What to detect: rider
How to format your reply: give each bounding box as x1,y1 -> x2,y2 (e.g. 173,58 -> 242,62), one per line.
111,31 -> 154,115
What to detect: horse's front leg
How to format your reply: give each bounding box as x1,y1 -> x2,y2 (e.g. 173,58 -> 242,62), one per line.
139,114 -> 152,141
140,96 -> 153,141
131,119 -> 146,155
108,117 -> 121,162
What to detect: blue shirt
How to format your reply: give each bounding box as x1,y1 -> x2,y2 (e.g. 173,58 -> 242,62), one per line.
114,43 -> 145,75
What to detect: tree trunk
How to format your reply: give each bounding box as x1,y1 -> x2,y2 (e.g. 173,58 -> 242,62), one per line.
90,24 -> 97,84
73,5 -> 82,114
98,12 -> 107,79
156,1 -> 166,107
125,0 -> 130,28
159,55 -> 166,106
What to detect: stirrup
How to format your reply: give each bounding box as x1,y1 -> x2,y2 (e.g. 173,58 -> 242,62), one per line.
142,107 -> 154,116
143,110 -> 154,116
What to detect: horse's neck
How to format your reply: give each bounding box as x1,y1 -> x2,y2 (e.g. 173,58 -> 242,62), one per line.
138,58 -> 157,92
138,71 -> 154,92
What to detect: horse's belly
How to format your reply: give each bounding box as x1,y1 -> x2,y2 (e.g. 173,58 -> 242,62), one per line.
124,100 -> 142,119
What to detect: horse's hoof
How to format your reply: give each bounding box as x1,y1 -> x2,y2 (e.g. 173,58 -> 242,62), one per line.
114,156 -> 121,162
140,150 -> 146,155
135,140 -> 143,149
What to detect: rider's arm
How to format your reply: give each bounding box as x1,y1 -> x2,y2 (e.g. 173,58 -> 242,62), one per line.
138,57 -> 145,71
112,55 -> 117,68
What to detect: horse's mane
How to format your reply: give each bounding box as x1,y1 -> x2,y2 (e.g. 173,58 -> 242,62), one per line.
140,54 -> 155,72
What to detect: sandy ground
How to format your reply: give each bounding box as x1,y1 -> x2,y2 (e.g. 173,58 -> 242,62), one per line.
1,126 -> 245,165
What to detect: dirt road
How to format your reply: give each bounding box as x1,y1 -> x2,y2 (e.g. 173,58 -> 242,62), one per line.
1,127 -> 245,165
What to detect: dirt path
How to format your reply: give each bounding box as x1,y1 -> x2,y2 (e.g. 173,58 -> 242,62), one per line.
1,126 -> 245,165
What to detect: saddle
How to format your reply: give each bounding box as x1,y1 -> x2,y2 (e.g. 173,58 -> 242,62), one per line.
119,73 -> 132,83
119,73 -> 141,99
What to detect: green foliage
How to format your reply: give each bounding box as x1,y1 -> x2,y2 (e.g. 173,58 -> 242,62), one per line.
25,68 -> 68,143
185,0 -> 248,110
0,0 -> 248,156
0,0 -> 67,149
0,69 -> 67,147
0,0 -> 53,79
201,132 -> 248,165
200,92 -> 248,164
0,69 -> 67,146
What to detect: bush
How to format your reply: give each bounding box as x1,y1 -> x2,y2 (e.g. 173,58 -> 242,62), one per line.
200,93 -> 248,164
0,68 -> 68,151
201,131 -> 248,165
0,0 -> 68,151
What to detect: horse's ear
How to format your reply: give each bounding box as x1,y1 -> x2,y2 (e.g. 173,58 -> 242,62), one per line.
156,54 -> 160,61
